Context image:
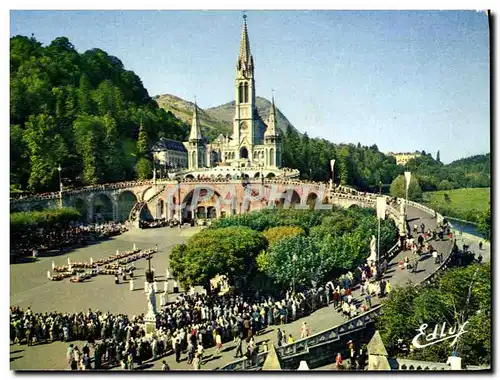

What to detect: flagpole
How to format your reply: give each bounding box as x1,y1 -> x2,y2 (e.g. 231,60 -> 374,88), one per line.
377,216 -> 381,264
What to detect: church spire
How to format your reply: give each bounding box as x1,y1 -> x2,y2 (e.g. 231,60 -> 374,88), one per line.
189,100 -> 203,141
237,13 -> 253,74
265,95 -> 278,137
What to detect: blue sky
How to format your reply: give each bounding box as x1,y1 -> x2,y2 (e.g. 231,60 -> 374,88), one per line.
10,10 -> 490,163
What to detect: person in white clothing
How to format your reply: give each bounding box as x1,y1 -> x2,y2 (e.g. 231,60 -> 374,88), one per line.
164,280 -> 169,293
129,279 -> 134,291
144,281 -> 149,293
52,261 -> 55,270
153,281 -> 158,293
300,322 -> 309,338
160,293 -> 166,307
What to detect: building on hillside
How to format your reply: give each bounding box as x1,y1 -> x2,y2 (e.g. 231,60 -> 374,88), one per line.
388,151 -> 422,166
152,137 -> 188,170
184,15 -> 282,173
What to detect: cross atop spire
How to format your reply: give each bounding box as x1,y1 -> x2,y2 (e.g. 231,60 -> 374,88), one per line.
237,13 -> 253,75
189,100 -> 203,141
265,94 -> 278,137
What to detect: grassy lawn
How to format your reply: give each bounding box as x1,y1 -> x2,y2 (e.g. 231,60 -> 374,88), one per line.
422,188 -> 490,223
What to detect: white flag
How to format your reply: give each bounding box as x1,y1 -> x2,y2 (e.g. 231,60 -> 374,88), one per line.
376,197 -> 386,220
330,159 -> 335,179
404,171 -> 412,191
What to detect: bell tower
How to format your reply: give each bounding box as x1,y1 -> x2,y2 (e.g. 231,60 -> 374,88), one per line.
233,14 -> 257,159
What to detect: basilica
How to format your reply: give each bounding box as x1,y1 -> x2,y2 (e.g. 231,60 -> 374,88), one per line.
183,16 -> 286,178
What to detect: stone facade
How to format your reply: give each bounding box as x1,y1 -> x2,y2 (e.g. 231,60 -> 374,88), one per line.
388,151 -> 422,166
152,138 -> 188,170
185,15 -> 282,172
10,179 -> 384,224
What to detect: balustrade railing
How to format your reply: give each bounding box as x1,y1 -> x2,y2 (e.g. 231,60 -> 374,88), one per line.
10,180 -> 154,203
219,306 -> 383,371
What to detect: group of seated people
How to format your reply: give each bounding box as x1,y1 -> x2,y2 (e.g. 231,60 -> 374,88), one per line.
48,248 -> 155,282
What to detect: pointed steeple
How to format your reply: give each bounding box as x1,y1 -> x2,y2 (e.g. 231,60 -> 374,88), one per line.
265,95 -> 278,137
237,14 -> 254,74
189,100 -> 203,141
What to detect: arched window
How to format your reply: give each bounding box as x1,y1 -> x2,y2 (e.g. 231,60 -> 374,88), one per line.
191,151 -> 196,167
244,82 -> 249,103
269,148 -> 275,166
240,147 -> 249,159
238,83 -> 244,103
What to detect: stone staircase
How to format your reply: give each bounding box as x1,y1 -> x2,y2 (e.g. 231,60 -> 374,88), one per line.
127,186 -> 166,224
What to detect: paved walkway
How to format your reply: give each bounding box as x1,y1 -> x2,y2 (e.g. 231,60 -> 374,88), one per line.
10,205 -> 454,370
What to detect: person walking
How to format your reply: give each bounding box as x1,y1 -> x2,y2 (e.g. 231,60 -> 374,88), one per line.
215,331 -> 222,354
276,328 -> 283,347
386,280 -> 392,295
335,352 -> 343,370
192,353 -> 201,370
234,334 -> 244,358
413,258 -> 419,274
161,360 -> 170,370
479,241 -> 483,250
174,337 -> 181,363
300,322 -> 309,339
432,250 -> 439,264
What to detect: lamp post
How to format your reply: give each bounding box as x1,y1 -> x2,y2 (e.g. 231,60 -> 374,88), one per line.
379,181 -> 382,195
146,248 -> 153,283
57,165 -> 62,209
292,253 -> 297,295
177,178 -> 182,225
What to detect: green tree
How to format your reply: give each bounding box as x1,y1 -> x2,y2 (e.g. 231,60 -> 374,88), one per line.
477,206 -> 491,241
389,174 -> 423,201
169,226 -> 267,289
73,116 -> 107,184
437,179 -> 454,191
135,157 -> 153,180
23,114 -> 69,191
102,114 -> 126,181
377,264 -> 491,366
77,74 -> 94,115
262,225 -> 305,247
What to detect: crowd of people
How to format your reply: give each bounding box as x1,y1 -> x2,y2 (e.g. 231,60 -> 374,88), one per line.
139,219 -> 175,229
48,247 -> 156,283
12,222 -> 127,259
11,251 -> 395,371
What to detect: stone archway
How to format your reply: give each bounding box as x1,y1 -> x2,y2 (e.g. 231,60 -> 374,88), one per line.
240,147 -> 249,159
181,188 -> 223,221
306,193 -> 318,210
70,197 -> 88,220
277,189 -> 302,209
266,172 -> 276,179
117,191 -> 138,222
156,198 -> 164,219
93,193 -> 114,222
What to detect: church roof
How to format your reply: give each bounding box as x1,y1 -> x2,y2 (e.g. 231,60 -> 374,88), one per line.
238,15 -> 254,73
264,96 -> 279,137
152,138 -> 187,153
189,102 -> 203,141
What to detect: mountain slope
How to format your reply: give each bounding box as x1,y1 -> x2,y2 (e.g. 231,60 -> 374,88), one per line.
154,94 -> 232,141
154,94 -> 298,141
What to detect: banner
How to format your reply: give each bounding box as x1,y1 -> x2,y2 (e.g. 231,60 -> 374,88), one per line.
404,171 -> 412,191
330,159 -> 335,180
376,197 -> 386,219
